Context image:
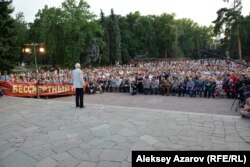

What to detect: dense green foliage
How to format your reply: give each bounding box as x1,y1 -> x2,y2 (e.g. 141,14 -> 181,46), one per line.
213,0 -> 244,60
241,15 -> 250,59
1,0 -> 250,72
0,0 -> 18,72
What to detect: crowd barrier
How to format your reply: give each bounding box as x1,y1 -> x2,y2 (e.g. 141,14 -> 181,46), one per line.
0,81 -> 75,97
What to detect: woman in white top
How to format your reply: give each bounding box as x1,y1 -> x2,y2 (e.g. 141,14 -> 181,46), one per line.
215,76 -> 223,98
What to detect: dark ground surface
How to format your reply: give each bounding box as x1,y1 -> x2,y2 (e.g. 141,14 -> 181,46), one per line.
50,93 -> 239,116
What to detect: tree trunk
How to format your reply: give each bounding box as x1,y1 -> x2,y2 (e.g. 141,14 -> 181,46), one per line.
236,26 -> 242,61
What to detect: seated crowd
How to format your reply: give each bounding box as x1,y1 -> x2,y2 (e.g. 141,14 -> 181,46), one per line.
1,59 -> 250,97
1,69 -> 73,84
82,59 -> 250,101
1,59 -> 250,118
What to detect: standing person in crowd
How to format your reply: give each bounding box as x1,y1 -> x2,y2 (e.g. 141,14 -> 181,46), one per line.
171,76 -> 179,96
204,77 -> 212,98
0,71 -> 8,81
131,80 -> 137,95
223,74 -> 230,98
0,86 -> 4,97
143,76 -> 151,95
159,78 -> 166,96
0,72 -> 4,80
215,76 -> 223,98
151,76 -> 159,95
210,78 -> 217,98
186,77 -> 195,97
195,77 -> 204,97
72,63 -> 85,108
165,78 -> 172,96
178,78 -> 186,97
137,73 -> 144,94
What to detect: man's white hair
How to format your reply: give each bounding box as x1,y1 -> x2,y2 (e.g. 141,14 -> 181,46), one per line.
75,63 -> 81,69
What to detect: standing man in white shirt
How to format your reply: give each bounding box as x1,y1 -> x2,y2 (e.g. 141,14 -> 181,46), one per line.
72,63 -> 85,108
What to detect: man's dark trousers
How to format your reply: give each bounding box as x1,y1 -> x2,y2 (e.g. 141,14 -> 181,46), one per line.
76,88 -> 84,108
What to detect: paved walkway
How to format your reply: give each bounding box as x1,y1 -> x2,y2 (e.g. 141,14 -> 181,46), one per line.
0,96 -> 250,167
54,93 -> 239,116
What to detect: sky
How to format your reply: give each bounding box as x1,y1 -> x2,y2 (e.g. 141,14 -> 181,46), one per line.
12,0 -> 250,26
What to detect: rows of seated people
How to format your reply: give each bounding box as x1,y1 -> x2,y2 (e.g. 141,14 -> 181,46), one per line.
84,73 -> 250,101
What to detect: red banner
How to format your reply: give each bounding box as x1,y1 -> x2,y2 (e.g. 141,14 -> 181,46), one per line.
0,81 -> 75,97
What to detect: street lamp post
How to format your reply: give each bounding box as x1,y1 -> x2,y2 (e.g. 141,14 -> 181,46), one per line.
23,43 -> 45,98
33,44 -> 38,74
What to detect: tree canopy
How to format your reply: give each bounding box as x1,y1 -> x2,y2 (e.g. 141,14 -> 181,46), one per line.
0,0 -> 18,72
1,0 -> 250,72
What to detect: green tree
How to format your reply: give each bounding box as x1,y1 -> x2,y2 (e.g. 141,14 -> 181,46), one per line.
213,0 -> 243,60
21,0 -> 218,68
61,0 -> 95,66
155,13 -> 177,57
116,12 -> 212,60
240,15 -> 250,60
0,0 -> 18,72
107,9 -> 121,65
176,18 -> 213,58
29,5 -> 64,66
85,20 -> 104,66
100,9 -> 110,64
131,14 -> 157,57
28,0 -> 103,67
14,12 -> 29,65
121,12 -> 141,58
